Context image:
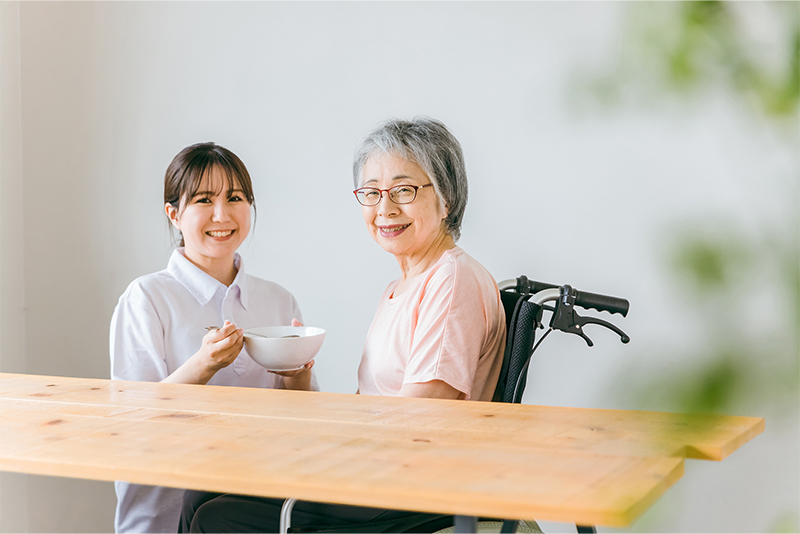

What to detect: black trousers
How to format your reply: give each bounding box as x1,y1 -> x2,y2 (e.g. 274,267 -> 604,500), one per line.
180,490 -> 454,533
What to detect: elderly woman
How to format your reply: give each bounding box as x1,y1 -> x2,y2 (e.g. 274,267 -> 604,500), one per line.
353,117 -> 505,401
180,117 -> 506,533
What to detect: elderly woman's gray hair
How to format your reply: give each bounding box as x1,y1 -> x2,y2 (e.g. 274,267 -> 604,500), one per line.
353,117 -> 469,241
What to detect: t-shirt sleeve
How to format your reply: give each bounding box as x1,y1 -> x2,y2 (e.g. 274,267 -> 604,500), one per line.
109,290 -> 169,383
403,261 -> 488,399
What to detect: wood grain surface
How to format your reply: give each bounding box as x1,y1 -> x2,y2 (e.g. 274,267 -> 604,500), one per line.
0,373 -> 763,526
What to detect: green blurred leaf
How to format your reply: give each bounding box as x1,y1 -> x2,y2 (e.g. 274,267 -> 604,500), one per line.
584,2 -> 800,119
671,234 -> 750,291
770,510 -> 800,533
672,351 -> 744,414
684,1 -> 725,27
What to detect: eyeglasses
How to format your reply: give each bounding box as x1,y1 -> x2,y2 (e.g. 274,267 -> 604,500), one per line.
353,183 -> 434,206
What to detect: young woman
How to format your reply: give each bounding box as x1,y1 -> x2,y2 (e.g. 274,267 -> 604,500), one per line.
110,142 -> 316,533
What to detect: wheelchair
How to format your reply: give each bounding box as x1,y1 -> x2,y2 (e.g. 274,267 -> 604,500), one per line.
281,276 -> 631,534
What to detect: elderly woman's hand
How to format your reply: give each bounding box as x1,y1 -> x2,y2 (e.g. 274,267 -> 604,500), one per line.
398,380 -> 461,400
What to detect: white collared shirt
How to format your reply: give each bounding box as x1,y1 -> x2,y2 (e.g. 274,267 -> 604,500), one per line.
110,248 -> 313,533
111,248 -> 304,385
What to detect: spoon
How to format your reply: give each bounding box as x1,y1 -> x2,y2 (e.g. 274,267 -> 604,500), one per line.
205,326 -> 300,339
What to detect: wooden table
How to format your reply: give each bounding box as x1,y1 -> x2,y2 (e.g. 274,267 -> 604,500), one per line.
0,373 -> 763,529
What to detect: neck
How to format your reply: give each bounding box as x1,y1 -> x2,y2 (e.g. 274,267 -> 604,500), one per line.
182,249 -> 238,286
395,232 -> 456,283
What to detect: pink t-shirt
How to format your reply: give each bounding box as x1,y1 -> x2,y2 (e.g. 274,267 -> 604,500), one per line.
358,247 -> 505,401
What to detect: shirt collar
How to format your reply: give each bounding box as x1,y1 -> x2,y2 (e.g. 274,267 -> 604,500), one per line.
167,248 -> 249,309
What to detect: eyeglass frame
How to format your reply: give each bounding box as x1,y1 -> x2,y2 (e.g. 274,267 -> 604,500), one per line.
352,183 -> 434,206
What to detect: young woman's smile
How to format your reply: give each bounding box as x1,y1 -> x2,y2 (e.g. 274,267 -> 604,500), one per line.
207,230 -> 235,238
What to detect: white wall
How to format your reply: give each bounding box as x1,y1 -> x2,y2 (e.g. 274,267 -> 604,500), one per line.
0,2 -> 28,532
0,0 -> 24,379
0,2 -> 796,533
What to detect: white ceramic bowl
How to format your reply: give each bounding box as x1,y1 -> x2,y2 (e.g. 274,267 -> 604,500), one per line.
243,326 -> 325,371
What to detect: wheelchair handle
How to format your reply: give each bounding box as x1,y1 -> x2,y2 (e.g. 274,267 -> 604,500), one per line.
498,276 -> 558,295
574,290 -> 629,317
498,277 -> 629,317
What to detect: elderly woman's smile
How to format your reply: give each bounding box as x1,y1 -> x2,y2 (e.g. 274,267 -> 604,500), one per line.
360,152 -> 452,267
378,223 -> 411,237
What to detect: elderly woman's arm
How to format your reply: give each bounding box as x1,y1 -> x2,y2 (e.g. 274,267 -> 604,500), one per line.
398,380 -> 461,399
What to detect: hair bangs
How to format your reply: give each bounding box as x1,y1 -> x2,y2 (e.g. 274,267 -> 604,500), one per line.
179,150 -> 255,209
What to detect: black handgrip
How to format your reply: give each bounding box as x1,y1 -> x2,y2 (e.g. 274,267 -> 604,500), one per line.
529,280 -> 559,294
574,290 -> 629,317
516,276 -> 559,295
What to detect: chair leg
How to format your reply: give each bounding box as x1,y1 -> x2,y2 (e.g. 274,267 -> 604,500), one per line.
280,498 -> 297,534
500,519 -> 519,533
576,525 -> 596,533
454,515 -> 478,533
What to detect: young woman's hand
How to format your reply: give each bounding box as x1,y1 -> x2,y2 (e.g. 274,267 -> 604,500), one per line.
270,359 -> 315,377
163,320 -> 243,385
198,321 -> 244,372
